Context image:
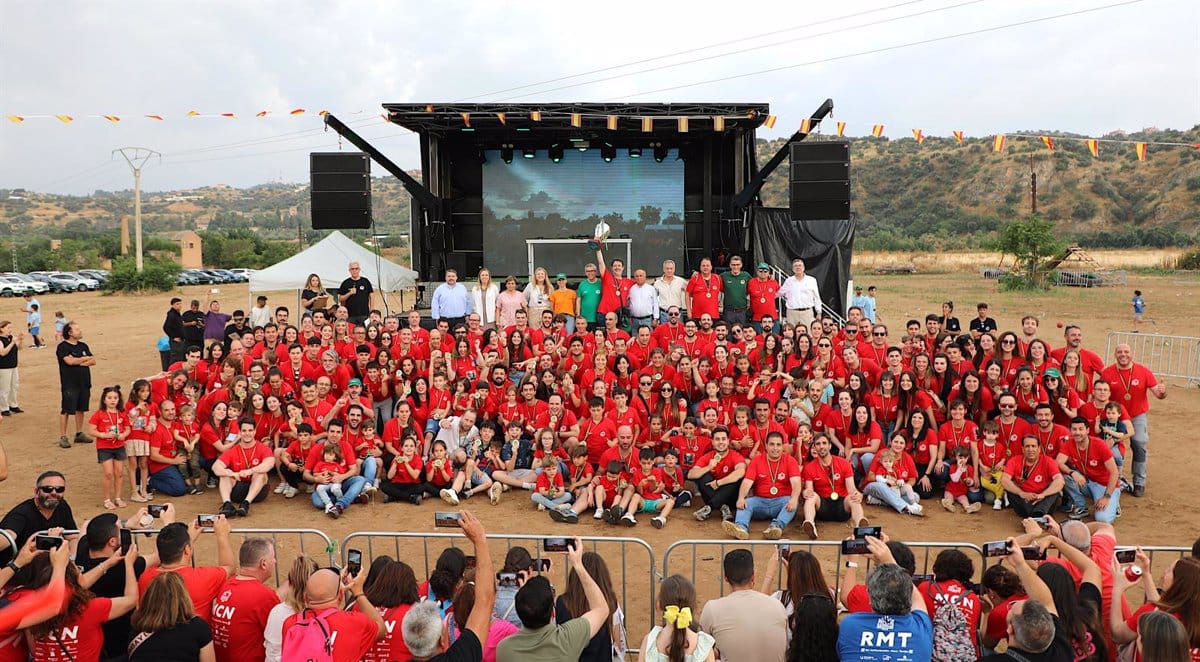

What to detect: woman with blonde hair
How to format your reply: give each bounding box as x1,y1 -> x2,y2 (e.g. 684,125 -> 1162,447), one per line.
263,555 -> 319,662
128,572 -> 215,661
300,273 -> 326,316
471,268 -> 499,328
525,267 -> 553,323
639,574 -> 714,662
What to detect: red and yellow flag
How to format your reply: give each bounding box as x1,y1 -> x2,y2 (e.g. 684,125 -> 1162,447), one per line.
529,110 -> 542,121
1085,139 -> 1099,157
992,135 -> 1006,152
952,130 -> 964,144
102,115 -> 120,123
5,115 -> 24,123
800,118 -> 812,134
641,116 -> 653,132
678,117 -> 689,133
461,112 -> 470,127
221,113 -> 236,118
55,115 -> 73,123
836,121 -> 846,137
570,113 -> 582,128
1135,142 -> 1147,161
763,115 -> 777,129
607,115 -> 618,130
713,115 -> 725,132
290,108 -> 306,115
145,114 -> 163,121
255,110 -> 268,118
1040,136 -> 1055,151
187,110 -> 201,117
318,110 -> 329,117
912,129 -> 924,144
496,112 -> 506,125
871,124 -> 885,137
424,104 -> 434,113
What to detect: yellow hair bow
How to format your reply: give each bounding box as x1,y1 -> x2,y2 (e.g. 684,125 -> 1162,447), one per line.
663,605 -> 693,629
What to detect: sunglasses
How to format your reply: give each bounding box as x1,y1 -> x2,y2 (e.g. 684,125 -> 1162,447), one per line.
669,313 -> 680,317
639,381 -> 652,386
818,343 -> 832,348
1001,340 -> 1016,345
873,332 -> 887,337
38,485 -> 66,494
999,404 -> 1016,408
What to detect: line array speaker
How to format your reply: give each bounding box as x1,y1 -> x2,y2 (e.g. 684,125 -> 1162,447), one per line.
311,152 -> 371,229
789,141 -> 850,221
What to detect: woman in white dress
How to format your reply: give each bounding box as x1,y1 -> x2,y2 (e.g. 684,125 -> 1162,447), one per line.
470,268 -> 499,328
639,575 -> 715,662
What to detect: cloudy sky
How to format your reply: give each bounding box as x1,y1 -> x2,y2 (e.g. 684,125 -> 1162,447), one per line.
2,0 -> 1196,194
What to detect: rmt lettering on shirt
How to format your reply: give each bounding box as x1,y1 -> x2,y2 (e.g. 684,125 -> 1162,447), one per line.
859,630 -> 913,648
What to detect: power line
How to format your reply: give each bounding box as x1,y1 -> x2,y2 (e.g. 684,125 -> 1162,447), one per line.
490,0 -> 989,102
165,116 -> 383,158
459,0 -> 934,101
156,130 -> 415,167
609,0 -> 1145,100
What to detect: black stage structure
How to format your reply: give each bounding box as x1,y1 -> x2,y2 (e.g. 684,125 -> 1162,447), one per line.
323,101 -> 855,315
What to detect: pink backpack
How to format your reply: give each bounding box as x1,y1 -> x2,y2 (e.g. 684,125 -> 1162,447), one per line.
282,607 -> 337,662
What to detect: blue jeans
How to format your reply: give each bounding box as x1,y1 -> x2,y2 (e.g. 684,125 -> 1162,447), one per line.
734,495 -> 797,530
1130,413 -> 1148,487
360,458 -> 378,484
532,491 -> 571,509
630,316 -> 655,334
148,466 -> 188,497
863,481 -> 918,513
1063,478 -> 1122,523
310,476 -> 367,509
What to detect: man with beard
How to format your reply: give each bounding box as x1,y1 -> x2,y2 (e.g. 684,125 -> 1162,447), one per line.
724,432 -> 802,541
799,433 -> 867,539
1000,434 -> 1065,519
1100,343 -> 1165,497
0,470 -> 79,562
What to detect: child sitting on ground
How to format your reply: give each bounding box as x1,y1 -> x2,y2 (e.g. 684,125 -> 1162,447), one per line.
976,421 -> 1008,510
593,460 -> 630,522
550,445 -> 593,524
311,442 -> 349,516
532,454 -> 573,520
942,445 -> 981,513
625,448 -> 676,529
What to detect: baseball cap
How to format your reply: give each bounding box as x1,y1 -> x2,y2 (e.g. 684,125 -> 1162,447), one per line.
556,273 -> 567,280
1042,368 -> 1062,380
756,262 -> 770,270
855,285 -> 863,291
347,378 -> 363,387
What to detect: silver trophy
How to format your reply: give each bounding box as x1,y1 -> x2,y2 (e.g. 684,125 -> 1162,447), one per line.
587,220 -> 611,251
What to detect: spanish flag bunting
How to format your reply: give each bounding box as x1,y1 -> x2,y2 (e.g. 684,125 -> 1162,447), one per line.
379,113 -> 388,121
461,112 -> 470,127
1085,139 -> 1099,157
290,108 -> 306,115
5,115 -> 23,123
570,113 -> 582,128
496,112 -> 506,125
103,115 -> 120,123
912,129 -> 924,144
255,110 -> 269,118
424,104 -> 434,112
187,110 -> 201,117
55,115 -> 73,123
678,117 -> 689,133
529,110 -> 542,121
836,121 -> 846,137
993,135 -> 1006,152
221,113 -> 235,118
713,115 -> 725,132
800,118 -> 812,133
763,115 -> 777,129
1040,136 -> 1054,151
607,115 -> 619,130
318,110 -> 328,117
145,115 -> 163,121
641,116 -> 653,132
871,124 -> 885,137
952,130 -> 964,144
1135,142 -> 1147,161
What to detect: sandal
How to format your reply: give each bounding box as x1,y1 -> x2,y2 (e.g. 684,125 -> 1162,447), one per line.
114,498 -> 127,508
103,499 -> 117,510
130,493 -> 149,503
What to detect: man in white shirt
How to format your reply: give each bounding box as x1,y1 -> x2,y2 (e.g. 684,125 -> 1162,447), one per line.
776,259 -> 822,330
653,260 -> 687,324
627,269 -> 659,333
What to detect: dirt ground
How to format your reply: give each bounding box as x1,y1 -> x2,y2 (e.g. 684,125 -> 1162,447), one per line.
2,273 -> 1197,637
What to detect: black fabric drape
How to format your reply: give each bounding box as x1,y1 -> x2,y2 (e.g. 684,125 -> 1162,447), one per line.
749,207 -> 855,316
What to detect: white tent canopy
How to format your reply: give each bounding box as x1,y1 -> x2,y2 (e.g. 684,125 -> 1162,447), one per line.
249,231 -> 417,293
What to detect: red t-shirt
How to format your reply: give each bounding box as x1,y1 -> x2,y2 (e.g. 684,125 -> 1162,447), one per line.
359,603 -> 413,662
535,470 -> 564,493
746,453 -> 802,498
938,420 -> 979,455
685,273 -> 722,318
986,594 -> 1026,644
694,449 -> 746,481
1033,423 -> 1070,459
867,452 -> 918,483
669,434 -> 712,473
138,565 -> 229,621
389,454 -> 424,484
211,576 -> 280,662
1003,453 -> 1061,493
845,584 -> 871,613
918,580 -> 982,652
630,465 -> 665,499
89,409 -> 130,451
579,417 -> 618,466
29,597 -> 111,662
147,422 -> 181,474
746,277 -> 780,320
1058,436 -> 1115,486
282,609 -> 379,662
217,442 -> 274,481
801,456 -> 854,499
1100,363 -> 1158,417
993,417 -> 1033,456
597,445 -> 637,475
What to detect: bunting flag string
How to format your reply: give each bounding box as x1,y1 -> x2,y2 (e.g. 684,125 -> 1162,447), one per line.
641,116 -> 653,132
713,115 -> 725,132
460,112 -> 470,127
677,117 -> 689,133
993,135 -> 1006,152
102,115 -> 120,124
55,115 -> 73,123
952,130 -> 964,144
607,115 -> 618,130
763,115 -> 777,129
1040,136 -> 1055,151
529,110 -> 542,121
1135,142 -> 1147,161
800,118 -> 813,134
1085,139 -> 1100,157
912,129 -> 924,144
871,124 -> 885,137
569,113 -> 582,128
495,112 -> 506,125
836,121 -> 846,137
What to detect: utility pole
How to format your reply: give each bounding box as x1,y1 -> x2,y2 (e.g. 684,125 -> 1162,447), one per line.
1030,153 -> 1038,216
113,147 -> 161,272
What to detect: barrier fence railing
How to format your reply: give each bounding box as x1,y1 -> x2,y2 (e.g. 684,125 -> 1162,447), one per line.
1105,331 -> 1200,385
129,527 -> 336,585
341,532 -> 657,634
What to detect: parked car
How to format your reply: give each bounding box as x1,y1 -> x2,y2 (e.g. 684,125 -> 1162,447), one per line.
202,269 -> 234,284
0,276 -> 43,297
49,272 -> 100,291
185,269 -> 216,285
27,271 -> 76,292
211,268 -> 243,283
228,268 -> 254,281
0,273 -> 49,294
77,269 -> 110,284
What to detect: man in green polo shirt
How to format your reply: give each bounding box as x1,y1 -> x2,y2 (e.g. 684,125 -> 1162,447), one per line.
720,254 -> 752,325
576,263 -> 603,326
496,537 -> 610,662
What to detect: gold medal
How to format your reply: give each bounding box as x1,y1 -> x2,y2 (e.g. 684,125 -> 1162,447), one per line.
706,292 -> 712,298
769,486 -> 779,496
1124,394 -> 1131,401
760,298 -> 766,303
830,491 -> 839,501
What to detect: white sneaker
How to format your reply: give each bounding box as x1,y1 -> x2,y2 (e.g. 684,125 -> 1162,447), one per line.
907,503 -> 925,517
651,516 -> 666,529
323,503 -> 335,514
993,498 -> 1003,511
537,503 -> 547,511
439,489 -> 460,505
284,485 -> 298,499
865,494 -> 883,506
594,507 -> 605,520
364,483 -> 377,493
489,482 -> 503,505
621,513 -> 637,527
274,482 -> 287,494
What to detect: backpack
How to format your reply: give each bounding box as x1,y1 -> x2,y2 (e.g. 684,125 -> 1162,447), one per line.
282,607 -> 337,662
929,583 -> 976,662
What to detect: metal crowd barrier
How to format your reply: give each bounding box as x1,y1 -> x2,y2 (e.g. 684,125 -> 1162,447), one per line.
1105,331 -> 1200,385
129,527 -> 336,585
341,532 -> 656,635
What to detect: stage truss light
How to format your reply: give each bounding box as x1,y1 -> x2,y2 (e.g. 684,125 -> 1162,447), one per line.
500,145 -> 514,164
628,147 -> 642,158
549,144 -> 564,163
522,148 -> 536,159
601,144 -> 616,162
652,142 -> 668,162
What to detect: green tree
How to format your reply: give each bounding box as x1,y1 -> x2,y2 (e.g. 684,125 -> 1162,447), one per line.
994,215 -> 1064,290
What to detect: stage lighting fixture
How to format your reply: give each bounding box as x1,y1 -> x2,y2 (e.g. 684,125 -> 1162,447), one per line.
522,149 -> 536,159
653,143 -> 668,162
601,144 -> 616,162
628,147 -> 642,158
549,144 -> 564,163
576,141 -> 589,152
500,146 -> 514,164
